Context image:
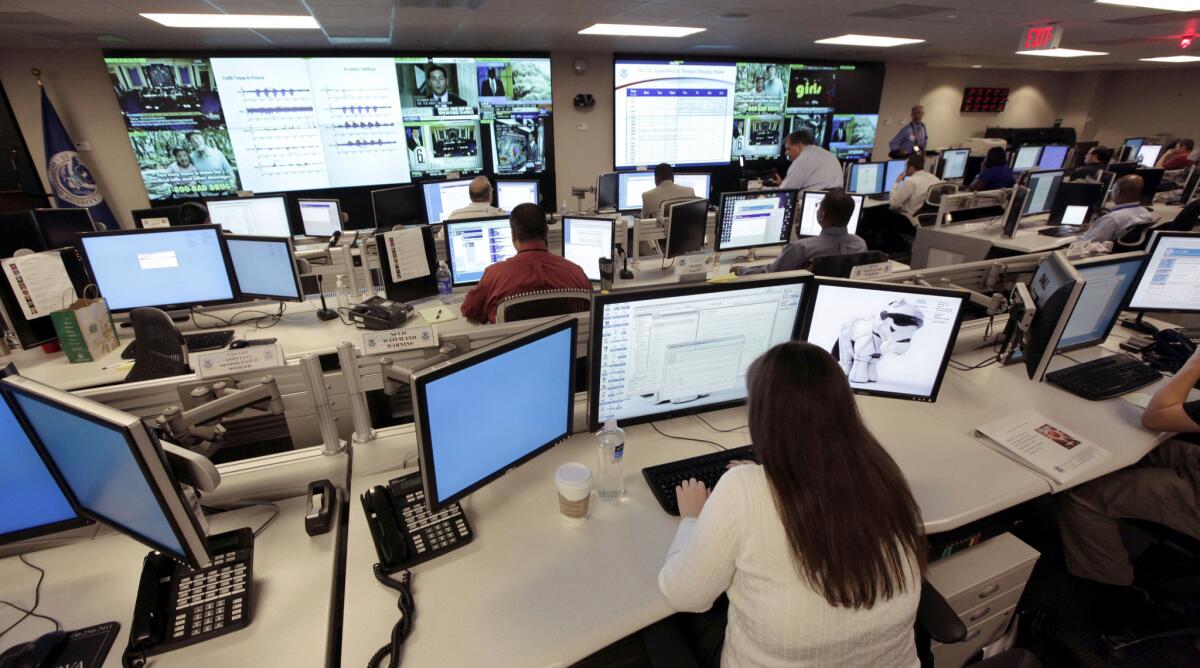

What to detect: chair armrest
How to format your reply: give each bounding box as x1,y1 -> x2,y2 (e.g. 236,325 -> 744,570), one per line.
917,578 -> 968,644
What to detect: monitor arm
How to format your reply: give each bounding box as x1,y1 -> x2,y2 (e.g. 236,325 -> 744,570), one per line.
156,376 -> 284,458
379,342 -> 463,396
914,278 -> 1009,316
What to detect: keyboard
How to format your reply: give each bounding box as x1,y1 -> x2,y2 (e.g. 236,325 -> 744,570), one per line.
1037,226 -> 1081,237
121,329 -> 235,360
642,445 -> 756,515
1046,354 -> 1163,401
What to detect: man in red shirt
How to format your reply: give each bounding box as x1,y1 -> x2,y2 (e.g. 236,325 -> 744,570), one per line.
460,203 -> 593,324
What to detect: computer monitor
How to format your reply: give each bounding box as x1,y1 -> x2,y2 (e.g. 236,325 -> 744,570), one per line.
496,180 -> 540,211
1,375 -> 212,568
561,216 -> 614,282
31,208 -> 96,249
1068,141 -> 1099,170
1038,145 -> 1070,171
1057,252 -> 1145,353
0,211 -> 46,258
588,274 -> 811,430
443,216 -> 517,286
1125,232 -> 1200,314
713,189 -> 799,253
1012,252 -> 1085,381
1123,137 -> 1145,158
371,185 -> 426,228
413,317 -> 576,511
422,179 -> 474,224
78,225 -> 238,312
910,228 -> 994,270
675,173 -> 712,202
884,159 -> 908,193
1022,170 -> 1065,217
1002,186 -> 1030,239
207,196 -> 292,238
1049,181 -> 1105,226
1137,144 -> 1163,168
132,206 -> 183,229
226,236 -> 304,302
801,280 -> 968,402
846,162 -> 886,195
1134,167 -> 1165,206
939,149 -> 970,181
617,171 -> 658,213
1107,161 -> 1138,178
597,172 -> 618,211
797,191 -> 864,237
1012,145 -> 1042,173
297,199 -> 343,237
664,199 -> 709,258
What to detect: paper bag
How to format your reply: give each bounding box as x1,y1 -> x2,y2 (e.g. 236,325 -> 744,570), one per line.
50,294 -> 121,363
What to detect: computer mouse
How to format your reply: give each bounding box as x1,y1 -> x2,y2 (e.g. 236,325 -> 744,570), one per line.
229,339 -> 248,350
0,630 -> 68,668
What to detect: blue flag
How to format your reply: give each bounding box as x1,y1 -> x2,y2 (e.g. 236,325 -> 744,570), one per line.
41,87 -> 118,230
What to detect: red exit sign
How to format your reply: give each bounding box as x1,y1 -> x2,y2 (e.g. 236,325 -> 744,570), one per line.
1019,25 -> 1063,51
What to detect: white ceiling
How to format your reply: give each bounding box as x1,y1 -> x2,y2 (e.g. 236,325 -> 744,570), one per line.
1,0 -> 1199,70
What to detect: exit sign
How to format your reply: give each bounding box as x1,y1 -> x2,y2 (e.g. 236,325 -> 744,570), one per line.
1019,25 -> 1063,51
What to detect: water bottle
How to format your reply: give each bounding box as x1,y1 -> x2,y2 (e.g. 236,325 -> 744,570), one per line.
436,261 -> 453,304
596,419 -> 626,502
335,274 -> 351,309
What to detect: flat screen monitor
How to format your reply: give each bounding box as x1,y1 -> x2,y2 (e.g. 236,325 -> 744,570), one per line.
1012,145 -> 1042,173
597,173 -> 618,211
1058,252 -> 1144,352
802,280 -> 967,401
617,171 -> 658,213
0,211 -> 46,258
588,274 -> 810,430
1,375 -> 212,568
78,225 -> 237,312
1022,170 -> 1065,217
1107,161 -> 1138,178
1002,186 -> 1030,239
1018,252 -> 1085,381
132,206 -> 183,229
496,180 -> 540,211
1126,232 -> 1200,314
665,199 -> 708,258
444,216 -> 516,286
422,179 -> 474,224
414,318 -> 576,510
714,189 -> 799,252
847,162 -> 886,195
828,114 -> 877,161
797,190 -> 864,237
206,196 -> 292,238
675,174 -> 712,201
32,208 -> 96,250
371,185 -> 425,228
939,149 -> 970,181
1049,181 -> 1106,226
1038,145 -> 1070,171
884,159 -> 908,193
298,199 -> 343,237
1137,144 -> 1163,168
226,235 -> 304,301
1123,137 -> 1145,157
561,216 -> 614,282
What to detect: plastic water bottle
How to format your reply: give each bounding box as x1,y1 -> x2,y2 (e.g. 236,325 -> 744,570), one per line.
436,261 -> 453,304
596,419 -> 626,502
335,274 -> 351,309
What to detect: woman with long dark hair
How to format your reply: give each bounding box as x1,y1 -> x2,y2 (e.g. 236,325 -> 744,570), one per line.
969,146 -> 1015,191
658,342 -> 926,667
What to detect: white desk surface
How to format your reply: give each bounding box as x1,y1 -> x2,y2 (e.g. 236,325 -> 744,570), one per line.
939,202 -> 1184,254
0,494 -> 341,668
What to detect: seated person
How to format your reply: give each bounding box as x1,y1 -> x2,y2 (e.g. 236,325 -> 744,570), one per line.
1058,345 -> 1200,631
659,342 -> 924,667
771,129 -> 844,192
1070,146 -> 1113,181
736,189 -> 866,275
179,201 -> 210,226
889,154 -> 942,216
447,176 -> 505,220
1159,138 -> 1196,170
1078,174 -> 1153,244
969,147 -> 1015,192
460,204 -> 592,324
641,163 -> 697,218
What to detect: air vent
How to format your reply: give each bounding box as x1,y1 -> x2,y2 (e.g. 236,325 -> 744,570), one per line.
852,4 -> 947,19
0,11 -> 69,25
1106,12 -> 1200,25
394,0 -> 482,7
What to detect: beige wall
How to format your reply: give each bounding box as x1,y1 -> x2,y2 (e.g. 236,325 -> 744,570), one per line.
1086,69 -> 1200,147
550,52 -> 613,212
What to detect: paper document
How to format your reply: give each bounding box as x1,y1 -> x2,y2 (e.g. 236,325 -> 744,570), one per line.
418,305 -> 458,323
381,229 -> 430,283
976,411 -> 1111,484
2,252 -> 75,321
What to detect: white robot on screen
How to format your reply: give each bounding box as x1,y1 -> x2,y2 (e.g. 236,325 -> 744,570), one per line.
836,299 -> 926,384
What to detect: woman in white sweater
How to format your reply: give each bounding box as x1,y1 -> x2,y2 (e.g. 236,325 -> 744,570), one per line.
658,342 -> 926,667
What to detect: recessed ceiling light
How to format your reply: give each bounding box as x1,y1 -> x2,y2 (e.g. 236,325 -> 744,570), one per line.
1139,54 -> 1200,62
972,64 -> 983,68
140,13 -> 321,29
578,23 -> 705,37
1095,0 -> 1200,11
815,34 -> 925,47
1016,48 -> 1109,58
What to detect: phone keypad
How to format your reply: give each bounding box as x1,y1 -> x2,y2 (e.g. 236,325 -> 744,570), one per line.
169,545 -> 252,642
399,487 -> 469,555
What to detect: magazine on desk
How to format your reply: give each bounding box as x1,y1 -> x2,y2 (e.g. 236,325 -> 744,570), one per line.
975,411 -> 1111,484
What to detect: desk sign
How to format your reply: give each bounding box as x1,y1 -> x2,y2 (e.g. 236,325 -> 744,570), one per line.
1018,25 -> 1062,52
850,261 -> 893,280
195,344 -> 284,379
362,326 -> 439,354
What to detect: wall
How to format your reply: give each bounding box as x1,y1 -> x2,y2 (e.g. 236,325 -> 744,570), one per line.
550,52 -> 613,212
1086,69 -> 1200,147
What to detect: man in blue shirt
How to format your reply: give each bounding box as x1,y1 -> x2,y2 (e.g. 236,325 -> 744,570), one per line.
1079,175 -> 1153,244
888,105 -> 927,159
735,189 -> 867,275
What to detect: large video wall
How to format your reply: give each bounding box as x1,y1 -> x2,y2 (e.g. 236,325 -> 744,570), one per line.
105,54 -> 553,202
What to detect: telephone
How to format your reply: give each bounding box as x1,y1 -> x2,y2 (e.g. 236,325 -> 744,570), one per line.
347,296 -> 414,331
360,472 -> 473,573
1145,328 -> 1198,374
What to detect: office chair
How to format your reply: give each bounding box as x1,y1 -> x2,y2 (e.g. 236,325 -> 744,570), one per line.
659,197 -> 703,218
495,288 -> 592,323
1113,220 -> 1162,253
918,183 -> 960,227
806,250 -> 889,278
1161,198 -> 1200,232
858,207 -> 918,264
125,307 -> 192,383
917,578 -> 1041,668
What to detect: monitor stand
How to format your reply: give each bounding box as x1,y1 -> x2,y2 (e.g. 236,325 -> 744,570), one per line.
1120,311 -> 1159,335
118,309 -> 189,329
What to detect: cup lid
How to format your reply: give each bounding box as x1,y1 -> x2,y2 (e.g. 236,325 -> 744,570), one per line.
555,462 -> 592,487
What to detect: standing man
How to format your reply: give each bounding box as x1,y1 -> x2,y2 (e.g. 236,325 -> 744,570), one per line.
773,130 -> 843,192
888,105 -> 928,159
890,154 -> 942,216
479,67 -> 505,97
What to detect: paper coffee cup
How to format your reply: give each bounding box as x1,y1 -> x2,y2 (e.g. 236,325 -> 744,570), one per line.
555,462 -> 592,526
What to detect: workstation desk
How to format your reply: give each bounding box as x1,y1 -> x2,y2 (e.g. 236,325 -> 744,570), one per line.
936,203 -> 1184,255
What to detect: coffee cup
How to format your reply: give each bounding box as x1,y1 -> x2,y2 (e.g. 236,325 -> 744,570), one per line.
555,462 -> 592,526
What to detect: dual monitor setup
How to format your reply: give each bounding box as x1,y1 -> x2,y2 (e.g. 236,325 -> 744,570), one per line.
372,178 -> 541,228
594,171 -> 713,214
713,189 -> 863,254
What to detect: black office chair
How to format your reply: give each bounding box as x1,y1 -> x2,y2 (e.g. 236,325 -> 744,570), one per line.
806,250 -> 889,278
917,578 -> 1042,668
1113,220 -> 1162,253
1161,198 -> 1200,232
125,307 -> 192,383
858,207 -> 918,263
495,288 -> 593,323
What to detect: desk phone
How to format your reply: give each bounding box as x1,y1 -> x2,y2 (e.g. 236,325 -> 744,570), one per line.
361,471 -> 473,573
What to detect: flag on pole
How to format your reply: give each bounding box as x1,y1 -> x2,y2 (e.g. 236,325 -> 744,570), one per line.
40,86 -> 118,230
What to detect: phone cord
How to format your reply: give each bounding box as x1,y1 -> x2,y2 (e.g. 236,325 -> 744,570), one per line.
367,564 -> 415,668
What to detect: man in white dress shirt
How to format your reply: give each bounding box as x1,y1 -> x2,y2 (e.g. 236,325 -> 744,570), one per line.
773,130 -> 843,192
889,154 -> 942,216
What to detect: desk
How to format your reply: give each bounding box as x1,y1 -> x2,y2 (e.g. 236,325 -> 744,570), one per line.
939,203 -> 1184,255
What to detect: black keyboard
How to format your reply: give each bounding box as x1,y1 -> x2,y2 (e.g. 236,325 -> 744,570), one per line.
642,445 -> 756,515
122,330 -> 235,360
1037,226 -> 1081,237
1046,354 -> 1163,401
